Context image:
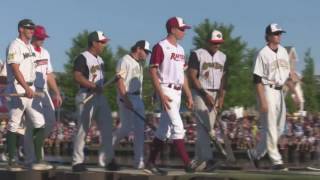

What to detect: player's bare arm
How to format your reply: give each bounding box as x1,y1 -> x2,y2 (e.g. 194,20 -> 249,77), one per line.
116,77 -> 133,109
182,74 -> 193,110
187,68 -> 215,110
256,82 -> 268,113
47,73 -> 63,107
217,73 -> 227,109
149,66 -> 171,111
74,71 -> 97,90
10,63 -> 34,98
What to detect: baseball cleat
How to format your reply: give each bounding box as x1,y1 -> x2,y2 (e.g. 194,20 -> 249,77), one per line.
247,149 -> 259,169
32,162 -> 54,171
72,163 -> 88,172
143,163 -> 168,175
105,159 -> 120,171
271,164 -> 288,171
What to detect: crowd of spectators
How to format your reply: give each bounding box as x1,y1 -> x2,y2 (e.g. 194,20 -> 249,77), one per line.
0,109 -> 319,159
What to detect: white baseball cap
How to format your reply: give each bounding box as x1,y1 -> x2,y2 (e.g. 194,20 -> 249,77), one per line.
265,23 -> 286,34
210,30 -> 224,43
132,40 -> 152,53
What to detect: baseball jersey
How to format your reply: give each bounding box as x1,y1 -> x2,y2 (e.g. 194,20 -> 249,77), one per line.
188,49 -> 227,90
116,54 -> 143,94
33,46 -> 53,90
73,51 -> 105,91
253,45 -> 290,86
6,38 -> 36,93
149,39 -> 186,85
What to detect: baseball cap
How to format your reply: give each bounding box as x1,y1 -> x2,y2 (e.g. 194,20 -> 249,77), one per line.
265,23 -> 286,34
88,30 -> 109,43
33,25 -> 49,40
18,19 -> 35,29
166,17 -> 191,32
210,30 -> 224,43
132,40 -> 152,53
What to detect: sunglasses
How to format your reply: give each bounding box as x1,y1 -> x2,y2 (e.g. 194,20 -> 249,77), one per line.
272,31 -> 282,36
24,26 -> 35,30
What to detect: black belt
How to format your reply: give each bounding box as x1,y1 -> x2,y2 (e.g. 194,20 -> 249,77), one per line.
168,84 -> 182,91
128,91 -> 140,95
26,82 -> 33,86
206,89 -> 219,92
269,85 -> 283,90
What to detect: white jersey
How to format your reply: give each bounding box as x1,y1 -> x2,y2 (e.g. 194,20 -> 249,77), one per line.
149,39 -> 186,85
253,45 -> 290,86
194,49 -> 226,90
6,38 -> 36,93
116,54 -> 143,94
33,46 -> 53,90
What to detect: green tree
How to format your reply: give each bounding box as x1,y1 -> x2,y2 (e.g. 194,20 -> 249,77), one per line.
302,49 -> 319,112
58,30 -> 117,113
192,19 -> 255,109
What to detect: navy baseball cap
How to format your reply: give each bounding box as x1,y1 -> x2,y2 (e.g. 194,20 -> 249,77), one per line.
265,23 -> 286,34
132,40 -> 151,53
88,31 -> 109,43
18,19 -> 35,29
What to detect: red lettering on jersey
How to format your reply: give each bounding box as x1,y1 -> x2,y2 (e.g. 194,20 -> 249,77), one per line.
170,53 -> 185,61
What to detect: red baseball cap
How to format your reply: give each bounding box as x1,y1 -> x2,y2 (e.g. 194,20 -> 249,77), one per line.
166,17 -> 191,32
34,25 -> 49,40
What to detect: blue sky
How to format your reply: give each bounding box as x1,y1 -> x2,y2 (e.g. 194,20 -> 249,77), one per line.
0,0 -> 319,74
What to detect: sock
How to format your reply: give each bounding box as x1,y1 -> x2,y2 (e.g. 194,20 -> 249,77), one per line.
7,131 -> 17,164
173,139 -> 190,166
148,138 -> 164,164
33,127 -> 45,162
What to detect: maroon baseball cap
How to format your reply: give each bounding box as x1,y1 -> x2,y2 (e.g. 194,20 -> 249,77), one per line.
33,25 -> 49,40
166,17 -> 191,32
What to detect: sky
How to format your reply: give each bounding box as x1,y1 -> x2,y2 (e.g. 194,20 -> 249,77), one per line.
0,0 -> 319,74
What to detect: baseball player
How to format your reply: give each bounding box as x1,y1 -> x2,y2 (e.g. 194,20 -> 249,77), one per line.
247,23 -> 301,171
144,17 -> 194,175
23,25 -> 62,170
72,31 -> 119,172
5,19 -> 48,171
112,40 -> 151,169
188,30 -> 228,171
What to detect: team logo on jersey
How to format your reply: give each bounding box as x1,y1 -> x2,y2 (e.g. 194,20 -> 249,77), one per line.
23,52 -> 36,59
270,59 -> 289,72
202,62 -> 224,71
170,53 -> 185,61
90,65 -> 101,74
8,53 -> 15,60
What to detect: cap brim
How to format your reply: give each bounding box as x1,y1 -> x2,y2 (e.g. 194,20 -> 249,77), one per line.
145,49 -> 152,53
210,39 -> 224,43
181,25 -> 191,29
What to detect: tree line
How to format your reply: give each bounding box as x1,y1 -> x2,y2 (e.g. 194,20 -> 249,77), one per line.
56,19 -> 320,116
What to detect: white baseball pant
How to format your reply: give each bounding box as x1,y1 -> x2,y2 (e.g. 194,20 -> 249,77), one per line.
155,85 -> 185,140
23,90 -> 56,165
255,85 -> 286,165
72,92 -> 114,165
112,95 -> 145,167
192,90 -> 217,162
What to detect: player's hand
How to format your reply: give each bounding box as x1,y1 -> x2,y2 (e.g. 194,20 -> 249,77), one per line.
25,87 -> 34,98
186,96 -> 193,110
160,94 -> 172,111
260,101 -> 268,113
54,94 -> 63,108
203,94 -> 215,110
216,97 -> 224,110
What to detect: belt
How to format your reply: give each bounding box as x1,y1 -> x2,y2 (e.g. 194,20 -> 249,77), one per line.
128,91 -> 141,95
269,84 -> 283,90
26,82 -> 33,86
206,89 -> 219,92
168,83 -> 182,91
